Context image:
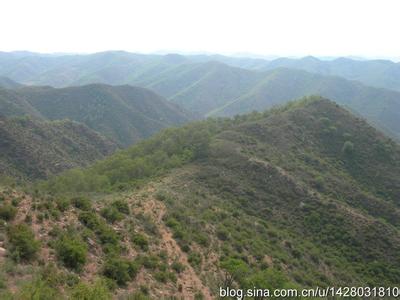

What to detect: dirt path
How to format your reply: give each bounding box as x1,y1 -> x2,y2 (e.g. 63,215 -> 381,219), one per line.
139,188 -> 214,300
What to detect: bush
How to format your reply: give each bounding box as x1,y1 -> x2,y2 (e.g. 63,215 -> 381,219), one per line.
111,199 -> 130,214
101,207 -> 123,223
71,196 -> 92,211
79,212 -> 119,248
171,261 -> 185,273
7,224 -> 40,261
103,257 -> 139,286
0,204 -> 17,221
154,271 -> 177,283
15,278 -> 60,300
55,234 -> 87,271
342,141 -> 355,155
188,252 -> 202,267
69,279 -> 111,300
55,197 -> 70,212
131,233 -> 149,251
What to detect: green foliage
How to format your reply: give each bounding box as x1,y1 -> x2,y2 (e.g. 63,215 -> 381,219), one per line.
69,279 -> 111,300
7,224 -> 40,261
188,252 -> 202,267
243,268 -> 292,291
154,271 -> 177,283
55,233 -> 88,271
102,257 -> 140,286
41,120 -> 222,194
100,206 -> 123,223
0,204 -> 17,221
0,116 -> 116,180
78,211 -> 119,249
131,233 -> 149,251
342,140 -> 355,155
14,278 -> 61,300
111,199 -> 130,214
71,196 -> 92,211
171,261 -> 185,273
220,258 -> 250,286
55,197 -> 70,212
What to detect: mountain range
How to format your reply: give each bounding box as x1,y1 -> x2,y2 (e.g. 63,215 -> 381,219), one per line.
0,116 -> 116,179
1,52 -> 399,140
0,84 -> 192,147
1,51 -> 400,91
1,98 -> 399,298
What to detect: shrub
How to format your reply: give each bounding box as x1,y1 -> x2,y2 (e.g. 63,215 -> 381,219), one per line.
103,257 -> 139,286
111,199 -> 130,214
0,204 -> 17,221
101,207 -> 123,223
188,252 -> 202,267
71,196 -> 92,211
171,261 -> 185,273
69,279 -> 111,300
154,271 -> 177,283
15,278 -> 60,300
55,197 -> 70,212
55,234 -> 87,271
140,255 -> 159,270
342,141 -> 355,155
131,233 -> 149,251
79,212 -> 119,247
7,224 -> 40,261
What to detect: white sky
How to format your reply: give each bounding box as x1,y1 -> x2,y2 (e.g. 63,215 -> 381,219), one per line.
1,0 -> 400,59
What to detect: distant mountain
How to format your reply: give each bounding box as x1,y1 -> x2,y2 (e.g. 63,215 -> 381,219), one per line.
0,116 -> 116,179
1,51 -> 400,92
137,61 -> 265,115
0,84 -> 192,146
132,63 -> 400,140
209,68 -> 400,139
262,56 -> 400,91
1,51 -> 400,139
0,76 -> 22,88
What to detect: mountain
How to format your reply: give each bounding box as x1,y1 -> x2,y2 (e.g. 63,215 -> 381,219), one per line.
0,116 -> 116,179
0,88 -> 43,118
3,51 -> 399,140
0,76 -> 22,88
2,97 -> 398,298
137,61 -> 265,115
0,84 -> 192,146
133,63 -> 400,140
2,51 -> 400,92
209,68 -> 400,139
262,56 -> 400,91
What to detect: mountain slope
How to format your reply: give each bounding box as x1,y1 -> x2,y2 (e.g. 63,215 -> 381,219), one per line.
206,68 -> 400,139
0,116 -> 116,179
5,97 -> 396,298
139,61 -> 264,115
1,84 -> 192,146
0,88 -> 43,118
0,77 -> 22,88
263,56 -> 400,91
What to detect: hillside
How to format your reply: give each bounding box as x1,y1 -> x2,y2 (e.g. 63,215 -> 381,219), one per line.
1,84 -> 192,147
138,61 -> 264,115
2,52 -> 400,140
210,68 -> 400,138
0,77 -> 21,89
136,63 -> 400,140
0,116 -> 117,180
263,56 -> 400,91
1,97 -> 399,299
1,51 -> 400,92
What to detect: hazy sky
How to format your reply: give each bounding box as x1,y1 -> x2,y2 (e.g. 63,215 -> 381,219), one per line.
1,0 -> 399,59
